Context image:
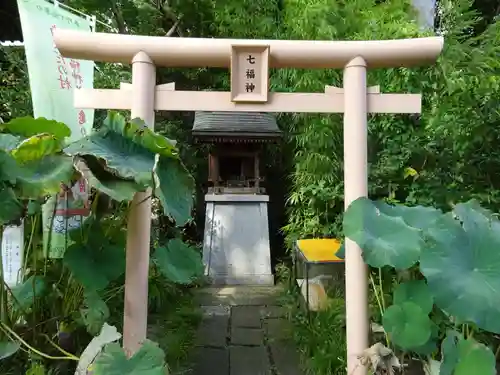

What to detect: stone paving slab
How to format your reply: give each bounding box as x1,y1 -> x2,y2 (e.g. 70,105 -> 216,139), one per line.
260,305 -> 287,319
269,342 -> 303,375
201,305 -> 231,317
195,315 -> 228,347
230,346 -> 271,375
232,306 -> 262,328
195,286 -> 284,306
264,318 -> 291,342
231,327 -> 264,346
191,347 -> 229,375
191,286 -> 303,375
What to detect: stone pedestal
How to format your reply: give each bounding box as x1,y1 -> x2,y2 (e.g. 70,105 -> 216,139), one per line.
202,194 -> 274,285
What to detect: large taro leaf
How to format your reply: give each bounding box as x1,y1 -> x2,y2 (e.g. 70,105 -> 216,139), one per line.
372,200 -> 442,230
0,341 -> 20,360
11,134 -> 62,163
64,242 -> 125,291
0,134 -> 21,151
93,339 -> 166,375
0,151 -> 22,184
0,184 -> 23,225
440,330 -> 463,375
102,112 -> 177,157
382,301 -> 432,350
1,117 -> 71,139
393,280 -> 434,314
154,156 -> 194,226
420,200 -> 500,333
74,156 -> 145,202
64,130 -> 155,187
454,338 -> 496,375
439,331 -> 495,375
80,291 -> 110,336
411,320 -> 439,356
152,238 -> 203,284
343,197 -> 424,269
10,275 -> 46,311
15,155 -> 75,198
76,323 -> 121,375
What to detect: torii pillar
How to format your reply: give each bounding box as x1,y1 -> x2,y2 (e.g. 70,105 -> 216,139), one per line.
53,29 -> 443,374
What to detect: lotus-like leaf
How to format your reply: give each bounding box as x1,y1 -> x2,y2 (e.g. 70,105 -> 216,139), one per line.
74,156 -> 145,202
439,331 -> 495,375
371,200 -> 442,230
15,154 -> 75,198
129,118 -> 177,155
382,301 -> 432,350
64,242 -> 125,291
81,291 -> 110,336
10,275 -> 46,311
440,330 -> 462,375
0,341 -> 21,361
0,151 -> 22,184
393,280 -> 434,314
11,134 -> 62,163
76,323 -> 122,375
454,338 -> 496,375
103,112 -> 177,157
154,156 -> 194,226
152,239 -> 203,284
0,134 -> 20,151
0,184 -> 23,225
65,130 -> 155,187
1,117 -> 71,139
93,339 -> 166,375
0,341 -> 20,360
343,197 -> 424,269
102,111 -> 127,134
420,200 -> 500,333
411,321 -> 439,355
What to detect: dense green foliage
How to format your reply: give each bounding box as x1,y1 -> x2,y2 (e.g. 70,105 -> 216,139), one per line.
2,0 -> 499,247
283,0 -> 500,245
0,113 -> 202,373
344,197 -> 500,374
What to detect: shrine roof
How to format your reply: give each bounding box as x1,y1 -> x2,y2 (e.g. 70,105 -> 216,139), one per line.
192,111 -> 282,140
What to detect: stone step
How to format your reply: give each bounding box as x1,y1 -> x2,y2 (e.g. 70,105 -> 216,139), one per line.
195,285 -> 284,306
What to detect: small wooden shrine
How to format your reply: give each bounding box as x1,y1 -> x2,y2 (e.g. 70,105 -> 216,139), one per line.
192,111 -> 282,285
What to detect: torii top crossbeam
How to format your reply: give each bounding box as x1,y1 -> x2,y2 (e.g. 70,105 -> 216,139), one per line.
53,29 -> 443,69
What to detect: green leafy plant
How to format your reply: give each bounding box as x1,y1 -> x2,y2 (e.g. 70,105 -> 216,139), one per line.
92,339 -> 167,375
343,197 -> 500,374
0,113 -> 202,375
66,111 -> 194,226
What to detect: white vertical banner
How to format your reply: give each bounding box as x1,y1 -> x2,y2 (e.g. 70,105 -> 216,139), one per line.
2,222 -> 25,287
16,0 -> 96,139
4,0 -> 96,280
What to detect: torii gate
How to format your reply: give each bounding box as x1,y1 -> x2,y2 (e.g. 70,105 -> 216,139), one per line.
53,29 -> 443,374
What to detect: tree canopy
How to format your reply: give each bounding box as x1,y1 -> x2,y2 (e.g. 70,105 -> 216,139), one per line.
0,0 -> 499,248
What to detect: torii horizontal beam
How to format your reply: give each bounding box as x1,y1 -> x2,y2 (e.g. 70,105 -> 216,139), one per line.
75,85 -> 421,113
53,29 -> 443,69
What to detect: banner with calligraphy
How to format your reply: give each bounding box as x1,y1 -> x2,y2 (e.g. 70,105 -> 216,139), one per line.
16,0 -> 95,140
1,223 -> 25,287
16,0 -> 94,260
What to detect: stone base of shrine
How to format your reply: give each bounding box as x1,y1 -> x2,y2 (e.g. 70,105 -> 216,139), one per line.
202,194 -> 274,286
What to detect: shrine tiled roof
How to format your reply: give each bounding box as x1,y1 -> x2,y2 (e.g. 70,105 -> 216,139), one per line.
192,111 -> 282,139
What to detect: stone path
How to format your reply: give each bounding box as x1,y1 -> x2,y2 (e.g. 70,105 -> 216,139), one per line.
189,286 -> 304,375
